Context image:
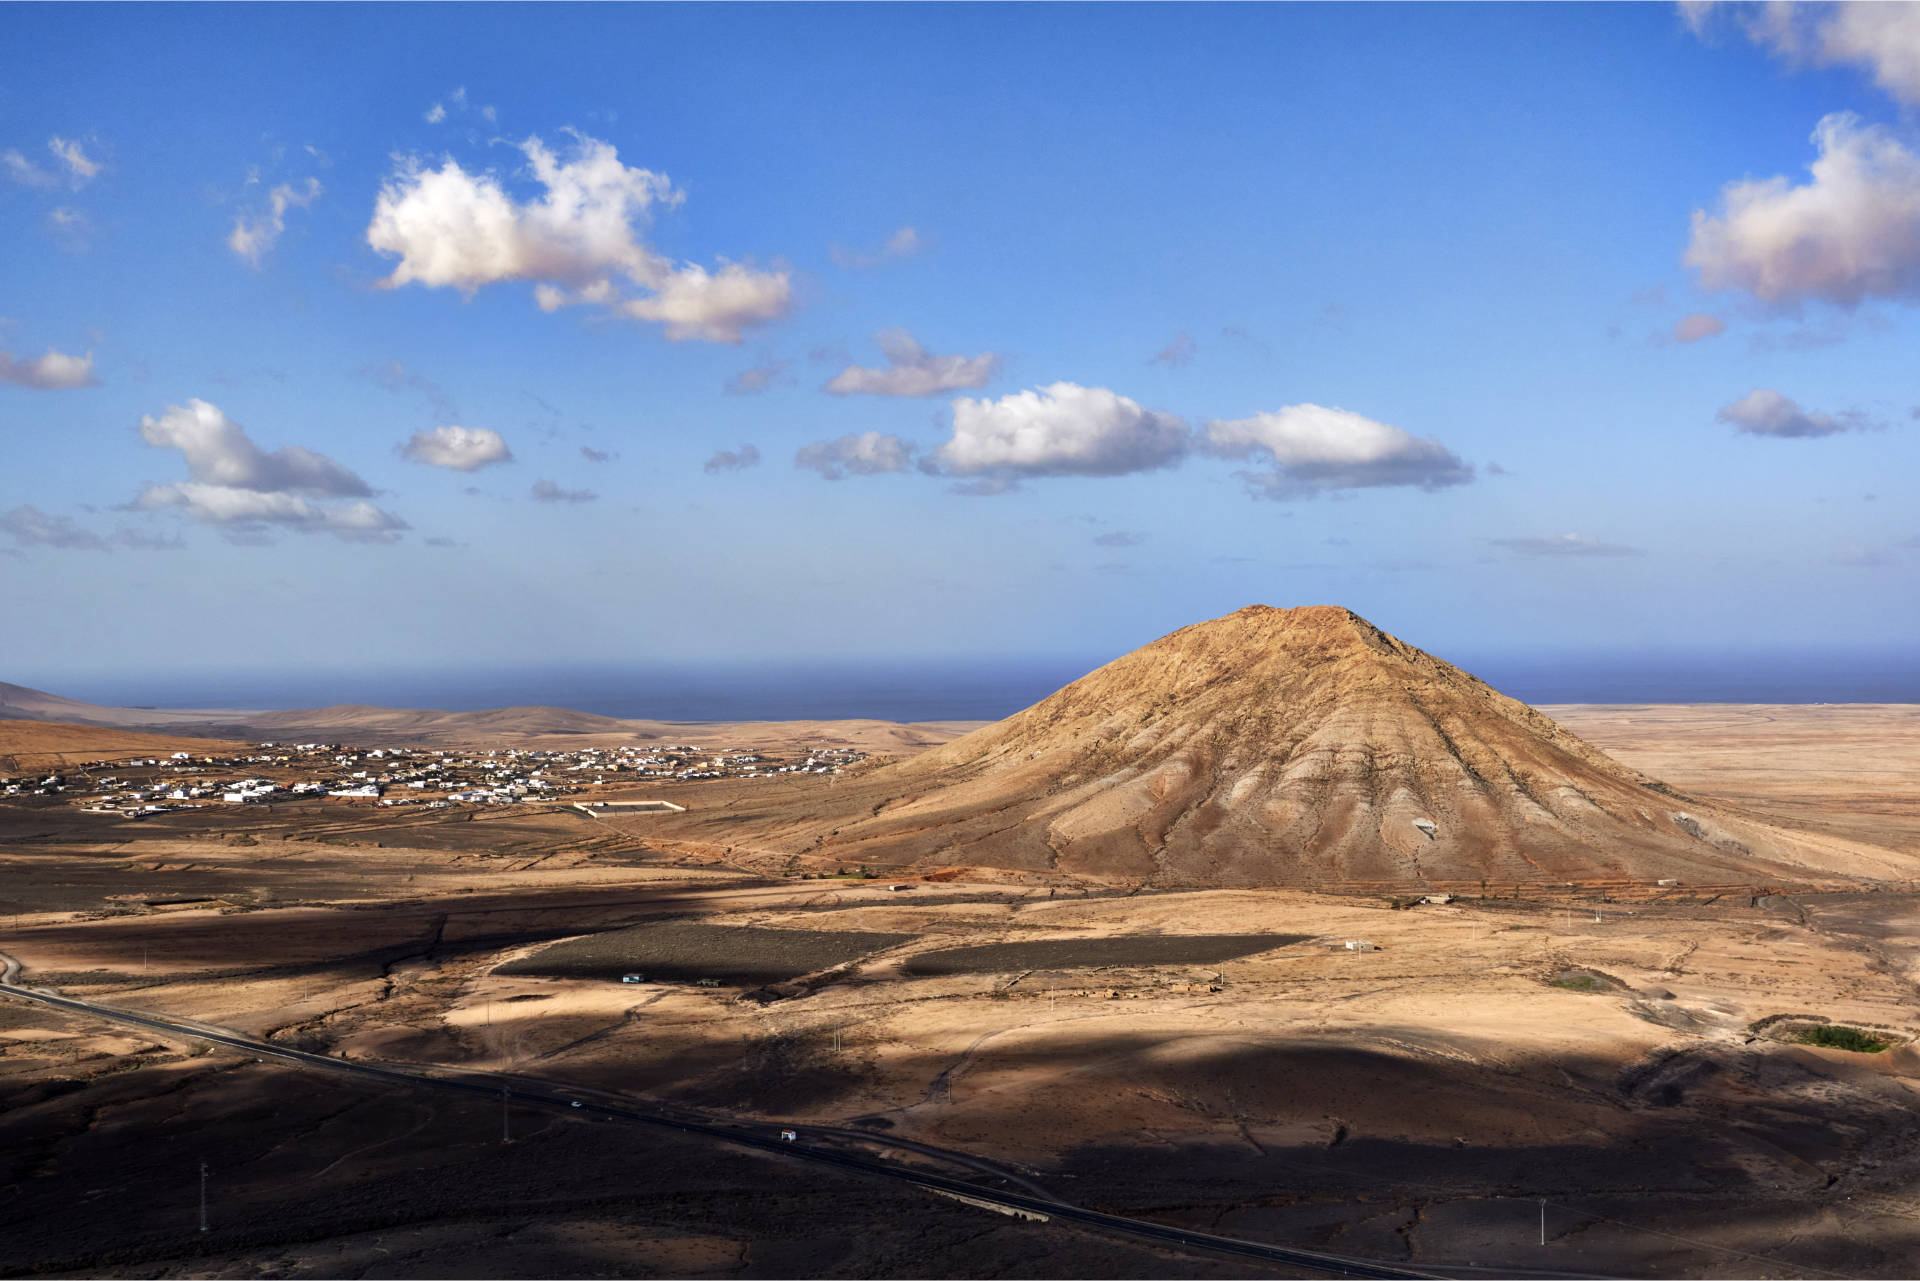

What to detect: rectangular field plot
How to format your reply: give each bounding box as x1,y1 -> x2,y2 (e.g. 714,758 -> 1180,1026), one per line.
901,933 -> 1309,976
495,920 -> 914,985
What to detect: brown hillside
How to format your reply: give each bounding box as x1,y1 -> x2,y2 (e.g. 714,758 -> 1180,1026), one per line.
0,720 -> 255,770
655,605 -> 1920,888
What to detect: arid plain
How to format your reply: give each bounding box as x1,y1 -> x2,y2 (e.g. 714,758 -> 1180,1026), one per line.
5,626 -> 1920,1278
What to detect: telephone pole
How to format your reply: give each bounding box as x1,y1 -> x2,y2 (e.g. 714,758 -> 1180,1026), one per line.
501,1085 -> 510,1143
198,1162 -> 209,1233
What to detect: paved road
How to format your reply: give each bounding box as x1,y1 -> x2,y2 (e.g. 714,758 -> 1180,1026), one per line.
0,959 -> 1587,1280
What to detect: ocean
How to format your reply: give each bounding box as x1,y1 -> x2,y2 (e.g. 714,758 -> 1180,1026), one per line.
40,649 -> 1920,722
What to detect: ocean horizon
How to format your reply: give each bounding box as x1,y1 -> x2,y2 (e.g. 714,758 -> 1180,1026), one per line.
28,649 -> 1920,723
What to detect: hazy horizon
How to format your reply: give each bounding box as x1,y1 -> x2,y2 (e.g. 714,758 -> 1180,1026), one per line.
16,644 -> 1919,722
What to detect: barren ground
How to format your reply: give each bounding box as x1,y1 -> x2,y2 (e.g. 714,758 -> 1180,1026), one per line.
3,703 -> 1919,1278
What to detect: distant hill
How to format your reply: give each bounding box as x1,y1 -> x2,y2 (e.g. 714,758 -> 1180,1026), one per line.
0,720 -> 255,771
647,605 -> 1920,888
0,681 -> 978,755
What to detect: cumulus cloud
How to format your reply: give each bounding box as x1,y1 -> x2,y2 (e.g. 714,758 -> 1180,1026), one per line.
1489,533 -> 1645,558
530,479 -> 596,503
1686,2 -> 1920,105
1686,113 -> 1920,307
703,444 -> 760,474
936,383 -> 1189,485
401,424 -> 512,471
795,432 -> 915,480
580,445 -> 617,463
0,346 -> 97,389
130,399 -> 405,543
367,129 -> 791,343
1716,388 -> 1867,437
1674,312 -> 1727,342
824,329 -> 1000,397
132,484 -> 407,543
229,176 -> 322,267
726,355 -> 793,395
139,399 -> 370,495
830,225 -> 923,270
1150,332 -> 1197,367
1203,403 -> 1472,498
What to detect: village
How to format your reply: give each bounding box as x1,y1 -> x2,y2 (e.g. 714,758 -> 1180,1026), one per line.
0,740 -> 867,818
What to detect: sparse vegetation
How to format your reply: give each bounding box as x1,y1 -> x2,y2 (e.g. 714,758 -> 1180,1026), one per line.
1793,1024 -> 1888,1053
1550,968 -> 1621,993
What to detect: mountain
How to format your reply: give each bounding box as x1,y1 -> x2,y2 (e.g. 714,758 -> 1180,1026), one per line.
678,605 -> 1918,888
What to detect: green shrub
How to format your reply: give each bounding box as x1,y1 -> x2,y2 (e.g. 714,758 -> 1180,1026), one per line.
1793,1024 -> 1888,1053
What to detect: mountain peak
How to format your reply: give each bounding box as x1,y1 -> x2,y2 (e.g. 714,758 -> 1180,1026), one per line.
719,607 -> 1915,888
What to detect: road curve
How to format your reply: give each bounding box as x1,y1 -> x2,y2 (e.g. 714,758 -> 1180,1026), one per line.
0,964 -> 1558,1280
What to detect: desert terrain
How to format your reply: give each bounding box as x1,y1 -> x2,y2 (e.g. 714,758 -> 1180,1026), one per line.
5,617 -> 1920,1279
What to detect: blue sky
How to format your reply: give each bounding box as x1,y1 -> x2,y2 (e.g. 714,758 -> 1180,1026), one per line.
3,2 -> 1917,697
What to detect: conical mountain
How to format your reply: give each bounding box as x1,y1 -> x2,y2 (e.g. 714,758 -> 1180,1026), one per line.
715,605 -> 1914,888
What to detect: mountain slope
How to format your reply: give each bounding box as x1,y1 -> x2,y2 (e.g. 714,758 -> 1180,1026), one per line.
683,605 -> 1918,887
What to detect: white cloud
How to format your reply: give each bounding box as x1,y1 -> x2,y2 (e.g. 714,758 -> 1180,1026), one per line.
1674,312 -> 1727,342
824,329 -> 1000,397
1716,388 -> 1866,437
795,432 -> 915,480
229,177 -> 322,267
830,224 -> 924,270
4,136 -> 99,189
2,148 -> 53,187
1688,2 -> 1920,105
937,382 -> 1189,484
139,399 -> 370,495
1489,533 -> 1644,558
617,260 -> 792,343
1686,113 -> 1920,307
1204,403 -> 1473,498
133,484 -> 408,543
367,129 -> 791,343
703,443 -> 761,473
48,136 -> 100,185
530,479 -> 596,503
400,424 -> 513,471
0,347 -> 97,390
425,102 -> 447,124
130,399 -> 404,543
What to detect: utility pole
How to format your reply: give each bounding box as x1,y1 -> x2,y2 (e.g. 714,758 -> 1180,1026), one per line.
199,1162 -> 209,1233
501,1086 -> 510,1143
1539,1198 -> 1545,1246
